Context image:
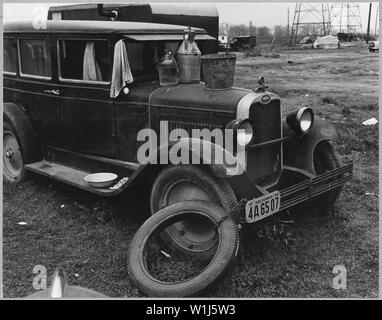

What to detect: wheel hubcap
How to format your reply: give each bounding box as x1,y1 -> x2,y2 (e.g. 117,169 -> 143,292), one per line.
165,181 -> 217,248
3,132 -> 23,179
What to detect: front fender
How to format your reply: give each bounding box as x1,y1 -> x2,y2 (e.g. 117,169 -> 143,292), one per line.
134,137 -> 263,199
3,102 -> 42,163
282,118 -> 341,174
139,137 -> 244,177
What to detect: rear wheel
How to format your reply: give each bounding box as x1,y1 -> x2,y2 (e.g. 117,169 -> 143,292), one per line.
150,165 -> 238,256
3,121 -> 25,184
311,141 -> 342,214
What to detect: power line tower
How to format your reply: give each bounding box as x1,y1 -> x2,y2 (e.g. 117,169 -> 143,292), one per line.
288,3 -> 331,47
329,3 -> 363,36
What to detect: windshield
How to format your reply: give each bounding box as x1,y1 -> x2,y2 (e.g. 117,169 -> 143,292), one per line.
125,40 -> 180,78
123,39 -> 211,79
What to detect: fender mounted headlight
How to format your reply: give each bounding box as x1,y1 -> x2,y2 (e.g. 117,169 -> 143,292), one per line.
286,107 -> 314,136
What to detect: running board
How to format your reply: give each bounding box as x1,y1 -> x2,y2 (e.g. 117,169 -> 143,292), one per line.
24,160 -> 130,196
42,145 -> 139,177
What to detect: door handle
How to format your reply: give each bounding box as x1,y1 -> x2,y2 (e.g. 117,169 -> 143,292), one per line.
44,89 -> 60,96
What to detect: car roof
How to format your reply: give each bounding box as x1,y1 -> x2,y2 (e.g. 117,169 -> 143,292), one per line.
48,3 -> 218,17
3,19 -> 207,35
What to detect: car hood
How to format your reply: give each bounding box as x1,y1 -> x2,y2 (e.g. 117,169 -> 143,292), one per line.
149,83 -> 252,114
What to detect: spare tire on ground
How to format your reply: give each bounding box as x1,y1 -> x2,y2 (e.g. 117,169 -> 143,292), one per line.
128,200 -> 239,297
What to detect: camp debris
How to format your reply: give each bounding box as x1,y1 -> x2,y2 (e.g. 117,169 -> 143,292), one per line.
362,117 -> 378,126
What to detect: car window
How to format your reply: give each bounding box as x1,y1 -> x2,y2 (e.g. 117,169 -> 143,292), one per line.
125,41 -> 180,77
58,39 -> 110,83
4,38 -> 17,74
19,38 -> 51,78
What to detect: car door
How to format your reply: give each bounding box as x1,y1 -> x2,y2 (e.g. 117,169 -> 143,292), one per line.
54,36 -> 118,158
14,35 -> 62,146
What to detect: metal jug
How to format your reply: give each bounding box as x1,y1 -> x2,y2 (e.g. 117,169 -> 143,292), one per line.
176,27 -> 201,84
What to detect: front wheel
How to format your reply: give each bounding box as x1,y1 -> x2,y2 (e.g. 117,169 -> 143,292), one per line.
3,120 -> 25,184
310,141 -> 342,214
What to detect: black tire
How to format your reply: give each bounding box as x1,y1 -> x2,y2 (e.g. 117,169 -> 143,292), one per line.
128,200 -> 239,297
310,141 -> 342,214
150,165 -> 238,256
3,120 -> 25,184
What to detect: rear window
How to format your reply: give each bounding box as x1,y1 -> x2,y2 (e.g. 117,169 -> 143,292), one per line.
4,38 -> 17,73
58,39 -> 110,82
19,39 -> 51,78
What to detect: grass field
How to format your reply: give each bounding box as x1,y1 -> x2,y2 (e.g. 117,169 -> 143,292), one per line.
3,46 -> 379,298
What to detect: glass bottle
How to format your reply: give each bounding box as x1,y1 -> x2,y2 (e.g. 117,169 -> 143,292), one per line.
158,51 -> 179,86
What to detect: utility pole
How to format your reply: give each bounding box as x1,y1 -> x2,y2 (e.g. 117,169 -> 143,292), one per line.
347,3 -> 350,35
366,3 -> 372,43
322,4 -> 326,35
375,4 -> 379,38
287,7 -> 290,37
339,3 -> 343,33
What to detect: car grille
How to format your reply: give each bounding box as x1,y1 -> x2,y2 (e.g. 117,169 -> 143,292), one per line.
247,98 -> 282,186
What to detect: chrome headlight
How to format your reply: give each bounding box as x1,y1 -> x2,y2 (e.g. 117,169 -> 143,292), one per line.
237,120 -> 254,146
226,119 -> 254,147
286,107 -> 314,136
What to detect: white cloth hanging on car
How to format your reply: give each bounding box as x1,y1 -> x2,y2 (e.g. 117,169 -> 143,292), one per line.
110,39 -> 134,98
83,41 -> 103,81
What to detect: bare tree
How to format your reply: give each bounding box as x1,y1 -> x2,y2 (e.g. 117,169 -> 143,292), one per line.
249,21 -> 256,36
256,26 -> 273,43
228,24 -> 249,37
274,25 -> 289,43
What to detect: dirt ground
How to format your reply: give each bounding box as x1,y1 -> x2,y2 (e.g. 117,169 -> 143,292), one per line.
3,45 -> 379,298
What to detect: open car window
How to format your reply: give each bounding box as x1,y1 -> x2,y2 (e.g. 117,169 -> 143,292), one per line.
58,39 -> 110,83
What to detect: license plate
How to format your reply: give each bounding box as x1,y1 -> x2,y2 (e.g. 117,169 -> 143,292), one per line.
245,191 -> 281,223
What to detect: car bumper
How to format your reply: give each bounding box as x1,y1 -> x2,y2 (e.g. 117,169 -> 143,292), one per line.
278,163 -> 353,211
240,163 -> 353,223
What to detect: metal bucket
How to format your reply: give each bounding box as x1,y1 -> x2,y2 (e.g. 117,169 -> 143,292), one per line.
200,53 -> 237,89
176,53 -> 201,83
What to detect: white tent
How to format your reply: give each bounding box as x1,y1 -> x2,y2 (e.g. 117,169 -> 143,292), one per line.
313,35 -> 339,49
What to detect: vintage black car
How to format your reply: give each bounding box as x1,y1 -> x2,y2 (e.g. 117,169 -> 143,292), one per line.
368,40 -> 379,52
230,35 -> 256,51
3,19 -> 353,257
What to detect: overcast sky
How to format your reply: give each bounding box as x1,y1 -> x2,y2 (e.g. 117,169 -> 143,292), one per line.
3,2 -> 379,32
